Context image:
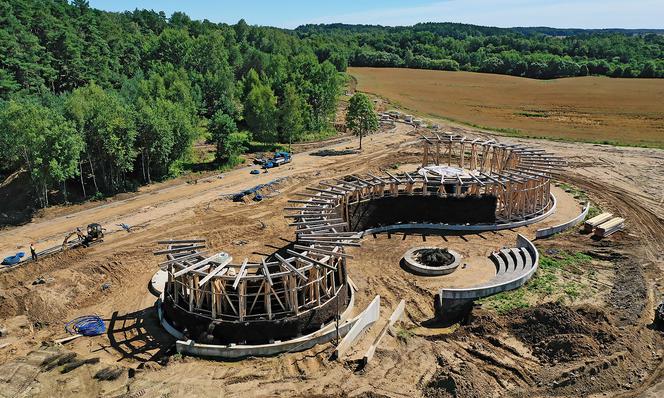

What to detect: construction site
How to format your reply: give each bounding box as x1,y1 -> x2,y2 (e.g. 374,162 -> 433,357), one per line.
1,109 -> 664,398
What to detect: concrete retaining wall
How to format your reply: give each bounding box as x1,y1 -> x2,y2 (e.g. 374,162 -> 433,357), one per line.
438,234 -> 539,300
535,202 -> 589,239
334,295 -> 380,358
158,285 -> 378,359
363,194 -> 556,235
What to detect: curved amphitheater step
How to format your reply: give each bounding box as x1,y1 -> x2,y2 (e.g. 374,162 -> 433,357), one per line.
488,247 -> 534,284
438,235 -> 539,304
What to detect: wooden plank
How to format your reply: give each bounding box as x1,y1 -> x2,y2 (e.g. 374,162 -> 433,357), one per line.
299,231 -> 360,237
274,253 -> 308,281
174,253 -> 229,278
296,240 -> 361,247
232,258 -> 249,290
294,222 -> 347,233
54,334 -> 83,344
153,245 -> 206,255
261,257 -> 273,286
289,218 -> 344,227
594,217 -> 624,237
584,212 -> 613,231
284,213 -> 336,219
156,239 -> 206,244
293,244 -> 353,259
196,256 -> 233,286
158,251 -> 209,267
296,235 -> 361,240
286,249 -> 337,270
284,206 -> 328,211
287,199 -> 333,205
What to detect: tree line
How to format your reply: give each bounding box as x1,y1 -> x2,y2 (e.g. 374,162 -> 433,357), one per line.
0,0 -> 341,207
296,23 -> 664,79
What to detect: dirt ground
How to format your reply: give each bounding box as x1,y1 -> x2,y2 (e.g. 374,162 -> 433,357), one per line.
0,110 -> 663,397
349,67 -> 664,148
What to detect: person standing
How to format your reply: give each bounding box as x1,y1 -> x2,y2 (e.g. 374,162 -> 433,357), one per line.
30,243 -> 37,261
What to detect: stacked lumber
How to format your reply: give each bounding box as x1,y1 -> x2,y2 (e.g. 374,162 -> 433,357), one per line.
594,217 -> 625,238
584,213 -> 613,233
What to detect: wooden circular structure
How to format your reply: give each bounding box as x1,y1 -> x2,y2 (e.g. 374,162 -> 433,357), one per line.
158,132 -> 564,345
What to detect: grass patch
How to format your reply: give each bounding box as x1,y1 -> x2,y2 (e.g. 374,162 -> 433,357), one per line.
516,111 -> 548,118
556,182 -> 589,202
479,251 -> 593,314
297,129 -> 339,143
585,203 -> 602,221
395,326 -> 414,342
247,141 -> 287,153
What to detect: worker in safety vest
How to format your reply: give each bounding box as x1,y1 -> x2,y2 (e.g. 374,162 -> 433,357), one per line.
30,243 -> 37,261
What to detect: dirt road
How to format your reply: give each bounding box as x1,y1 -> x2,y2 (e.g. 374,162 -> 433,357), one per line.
0,124 -> 414,260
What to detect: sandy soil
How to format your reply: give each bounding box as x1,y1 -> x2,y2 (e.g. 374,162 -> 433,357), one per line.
0,112 -> 663,397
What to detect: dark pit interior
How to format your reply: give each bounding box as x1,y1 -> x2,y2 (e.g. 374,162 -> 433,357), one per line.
348,195 -> 497,231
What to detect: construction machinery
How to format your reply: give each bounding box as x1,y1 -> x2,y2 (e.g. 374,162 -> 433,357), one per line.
62,223 -> 105,249
254,151 -> 292,169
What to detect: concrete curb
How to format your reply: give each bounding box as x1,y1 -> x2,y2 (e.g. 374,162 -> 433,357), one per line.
535,202 -> 589,239
438,234 -> 539,300
403,247 -> 461,275
156,283 -> 382,359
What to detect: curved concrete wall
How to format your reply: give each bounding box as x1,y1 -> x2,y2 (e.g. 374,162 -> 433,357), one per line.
535,202 -> 589,239
159,284 -> 369,359
438,234 -> 539,300
363,194 -> 556,235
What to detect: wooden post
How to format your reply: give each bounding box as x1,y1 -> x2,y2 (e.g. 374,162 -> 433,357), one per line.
239,281 -> 246,321
265,283 -> 272,320
189,277 -> 194,312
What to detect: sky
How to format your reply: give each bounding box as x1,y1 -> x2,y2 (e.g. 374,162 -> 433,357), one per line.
88,0 -> 664,29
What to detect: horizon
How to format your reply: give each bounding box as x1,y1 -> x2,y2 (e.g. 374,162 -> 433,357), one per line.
88,0 -> 664,30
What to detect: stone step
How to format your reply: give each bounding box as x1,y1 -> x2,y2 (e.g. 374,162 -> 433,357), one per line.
490,252 -> 507,275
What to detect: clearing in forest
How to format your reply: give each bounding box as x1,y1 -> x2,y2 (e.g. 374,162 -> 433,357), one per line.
349,67 -> 664,148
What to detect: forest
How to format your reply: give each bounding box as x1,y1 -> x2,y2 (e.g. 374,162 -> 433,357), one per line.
1,1 -> 663,211
0,0 -> 341,207
296,23 -> 664,79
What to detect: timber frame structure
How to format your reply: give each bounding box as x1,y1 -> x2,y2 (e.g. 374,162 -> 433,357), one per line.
158,132 -> 564,343
418,132 -> 565,221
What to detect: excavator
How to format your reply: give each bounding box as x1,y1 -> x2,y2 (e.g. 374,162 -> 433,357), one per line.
62,223 -> 105,250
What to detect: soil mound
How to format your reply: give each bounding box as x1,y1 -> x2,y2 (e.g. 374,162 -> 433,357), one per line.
509,303 -> 616,362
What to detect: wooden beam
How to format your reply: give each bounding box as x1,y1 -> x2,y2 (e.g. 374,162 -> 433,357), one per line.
289,218 -> 344,227
156,239 -> 206,244
174,253 -> 230,277
261,257 -> 273,286
296,240 -> 361,247
274,253 -> 308,280
232,258 -> 249,290
159,251 -> 209,267
197,256 -> 233,286
153,245 -> 206,255
286,249 -> 337,271
293,244 -> 353,259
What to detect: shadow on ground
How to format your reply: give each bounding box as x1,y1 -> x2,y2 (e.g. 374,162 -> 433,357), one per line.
105,306 -> 176,364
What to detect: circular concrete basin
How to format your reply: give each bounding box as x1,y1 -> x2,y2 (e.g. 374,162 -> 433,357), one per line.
403,247 -> 461,276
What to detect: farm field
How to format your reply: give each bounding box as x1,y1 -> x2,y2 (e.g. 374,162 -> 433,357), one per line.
349,67 -> 664,148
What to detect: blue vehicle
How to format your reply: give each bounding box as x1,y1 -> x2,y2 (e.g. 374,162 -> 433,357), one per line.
257,152 -> 292,169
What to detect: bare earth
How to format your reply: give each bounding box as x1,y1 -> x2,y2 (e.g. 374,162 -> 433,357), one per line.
0,112 -> 663,397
